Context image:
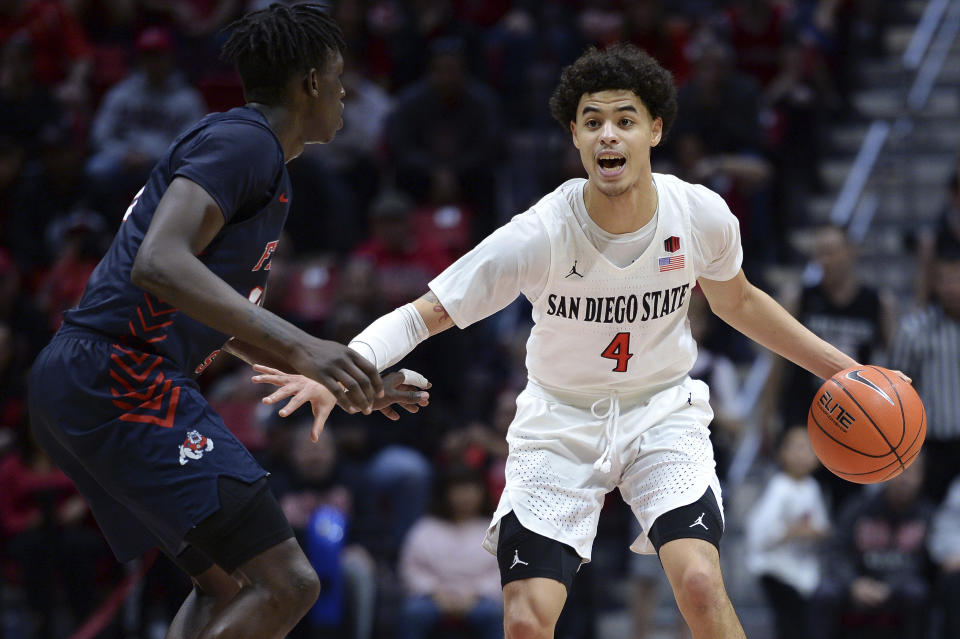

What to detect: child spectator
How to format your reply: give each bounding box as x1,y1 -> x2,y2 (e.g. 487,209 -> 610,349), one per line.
745,424 -> 830,639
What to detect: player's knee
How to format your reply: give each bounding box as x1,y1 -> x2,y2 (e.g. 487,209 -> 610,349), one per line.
674,563 -> 724,616
505,616 -> 550,639
277,557 -> 321,614
504,605 -> 552,639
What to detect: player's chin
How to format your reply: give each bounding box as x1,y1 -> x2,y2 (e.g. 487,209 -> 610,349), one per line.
311,129 -> 337,144
592,179 -> 631,198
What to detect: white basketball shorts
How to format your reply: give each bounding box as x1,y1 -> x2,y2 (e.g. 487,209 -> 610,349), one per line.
483,376 -> 723,561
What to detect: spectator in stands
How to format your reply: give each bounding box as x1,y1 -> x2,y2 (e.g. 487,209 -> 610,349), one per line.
398,464 -> 503,639
34,208 -> 108,332
0,321 -> 25,454
622,0 -> 693,86
809,455 -> 933,639
0,36 -> 64,158
671,32 -> 773,269
306,48 -> 393,218
269,422 -> 376,639
86,26 -> 205,217
0,425 -> 111,639
745,424 -> 830,639
0,0 -> 92,111
0,249 -> 49,361
6,119 -> 89,272
891,236 -> 960,504
440,386 -> 515,505
687,289 -> 746,480
915,170 -> 960,306
928,474 -> 960,639
351,189 -> 453,311
385,36 -> 502,227
780,224 -> 895,510
718,0 -> 794,89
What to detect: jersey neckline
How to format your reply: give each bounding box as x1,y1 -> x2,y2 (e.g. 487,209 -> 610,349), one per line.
568,175 -> 662,273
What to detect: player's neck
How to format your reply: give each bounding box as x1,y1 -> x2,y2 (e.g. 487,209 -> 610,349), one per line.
248,102 -> 304,163
583,172 -> 657,234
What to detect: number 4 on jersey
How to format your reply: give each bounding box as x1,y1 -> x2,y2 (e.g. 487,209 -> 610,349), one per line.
601,332 -> 633,372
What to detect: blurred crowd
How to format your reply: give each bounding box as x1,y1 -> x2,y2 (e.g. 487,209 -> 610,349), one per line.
2,1 -> 960,638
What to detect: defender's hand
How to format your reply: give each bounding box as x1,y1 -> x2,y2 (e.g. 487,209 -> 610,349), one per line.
289,339 -> 384,414
253,365 -> 336,441
252,366 -> 430,441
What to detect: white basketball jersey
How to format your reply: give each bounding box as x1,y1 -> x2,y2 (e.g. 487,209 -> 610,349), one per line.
526,176 -> 699,394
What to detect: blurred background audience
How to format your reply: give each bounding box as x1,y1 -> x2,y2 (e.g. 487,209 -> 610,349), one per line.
1,1 -> 956,638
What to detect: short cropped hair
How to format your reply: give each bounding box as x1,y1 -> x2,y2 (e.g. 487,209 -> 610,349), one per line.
549,43 -> 678,137
221,3 -> 345,104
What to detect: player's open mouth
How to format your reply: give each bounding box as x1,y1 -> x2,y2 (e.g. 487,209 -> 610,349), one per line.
597,153 -> 626,177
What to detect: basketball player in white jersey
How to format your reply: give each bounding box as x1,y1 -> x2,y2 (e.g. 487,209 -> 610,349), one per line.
253,44 -> 862,638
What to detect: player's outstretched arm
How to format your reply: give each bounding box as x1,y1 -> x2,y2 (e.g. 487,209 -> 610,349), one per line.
253,290 -> 455,433
698,270 -> 859,380
131,177 -> 382,412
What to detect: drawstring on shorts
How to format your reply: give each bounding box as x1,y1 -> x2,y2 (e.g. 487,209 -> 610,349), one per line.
591,390 -> 620,473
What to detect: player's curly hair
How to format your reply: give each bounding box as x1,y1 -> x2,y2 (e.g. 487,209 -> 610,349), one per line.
221,3 -> 345,104
549,43 -> 677,137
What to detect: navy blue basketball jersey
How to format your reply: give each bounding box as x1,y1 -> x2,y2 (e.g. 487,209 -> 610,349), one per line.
63,106 -> 291,375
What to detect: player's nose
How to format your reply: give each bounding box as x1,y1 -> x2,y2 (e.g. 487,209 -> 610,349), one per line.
599,121 -> 618,144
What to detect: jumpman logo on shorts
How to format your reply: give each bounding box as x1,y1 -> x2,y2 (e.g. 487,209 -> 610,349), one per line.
565,260 -> 584,278
510,550 -> 530,569
689,512 -> 708,530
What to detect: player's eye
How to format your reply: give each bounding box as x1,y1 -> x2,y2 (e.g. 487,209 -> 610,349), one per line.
619,118 -> 633,127
585,119 -> 599,128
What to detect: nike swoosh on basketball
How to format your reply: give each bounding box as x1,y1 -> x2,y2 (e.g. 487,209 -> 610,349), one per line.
844,369 -> 895,406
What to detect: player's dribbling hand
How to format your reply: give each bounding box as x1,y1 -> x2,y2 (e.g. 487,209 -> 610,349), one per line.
291,339 -> 384,414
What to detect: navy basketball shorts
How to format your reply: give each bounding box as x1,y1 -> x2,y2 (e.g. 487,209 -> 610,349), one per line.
28,329 -> 269,565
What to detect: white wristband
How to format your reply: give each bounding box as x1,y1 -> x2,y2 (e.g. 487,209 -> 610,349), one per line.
348,303 -> 429,372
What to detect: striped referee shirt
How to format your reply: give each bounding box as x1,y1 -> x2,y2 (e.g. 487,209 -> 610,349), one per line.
890,305 -> 960,441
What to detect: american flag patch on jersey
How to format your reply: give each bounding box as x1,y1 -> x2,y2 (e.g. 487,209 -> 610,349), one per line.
658,255 -> 685,272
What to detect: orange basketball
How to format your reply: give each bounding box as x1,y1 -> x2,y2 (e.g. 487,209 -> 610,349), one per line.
807,366 -> 925,484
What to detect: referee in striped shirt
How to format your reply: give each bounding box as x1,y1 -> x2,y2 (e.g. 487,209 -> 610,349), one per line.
891,234 -> 960,503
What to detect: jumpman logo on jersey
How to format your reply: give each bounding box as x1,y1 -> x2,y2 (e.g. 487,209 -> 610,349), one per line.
689,513 -> 708,530
565,260 -> 584,278
510,550 -> 530,569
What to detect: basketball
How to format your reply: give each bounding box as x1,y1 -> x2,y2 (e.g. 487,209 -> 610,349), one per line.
807,366 -> 926,484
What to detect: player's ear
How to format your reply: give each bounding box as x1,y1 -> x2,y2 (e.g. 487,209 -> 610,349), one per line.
570,120 -> 580,149
651,117 -> 663,147
304,68 -> 320,98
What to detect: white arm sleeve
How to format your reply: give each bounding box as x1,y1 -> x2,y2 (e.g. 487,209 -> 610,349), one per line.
428,210 -> 550,328
348,303 -> 429,372
688,184 -> 744,282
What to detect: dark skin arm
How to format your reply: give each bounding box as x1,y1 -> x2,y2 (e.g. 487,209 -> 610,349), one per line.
131,176 -> 382,413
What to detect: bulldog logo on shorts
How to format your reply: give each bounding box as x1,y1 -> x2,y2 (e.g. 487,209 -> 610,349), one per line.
179,430 -> 214,465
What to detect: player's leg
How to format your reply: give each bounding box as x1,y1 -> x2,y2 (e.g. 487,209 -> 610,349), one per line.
503,579 -> 566,639
177,476 -> 320,639
619,379 -> 745,639
658,538 -> 744,639
164,548 -> 240,639
496,512 -> 581,639
190,539 -> 319,639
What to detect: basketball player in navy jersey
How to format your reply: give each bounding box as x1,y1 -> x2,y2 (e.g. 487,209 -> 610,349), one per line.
27,5 -> 426,639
